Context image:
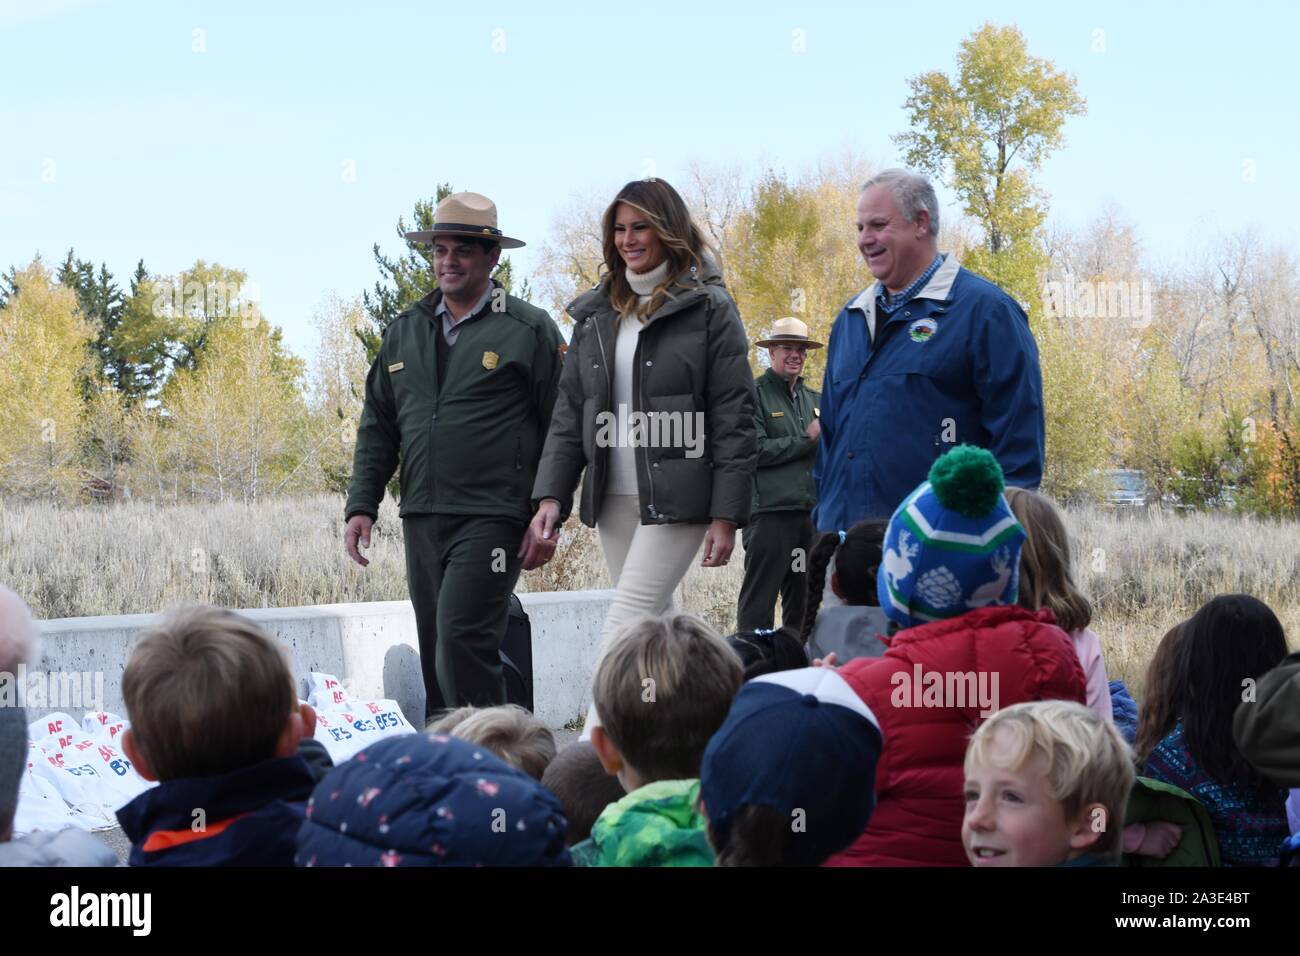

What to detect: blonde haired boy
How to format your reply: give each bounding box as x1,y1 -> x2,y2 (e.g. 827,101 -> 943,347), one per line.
962,699 -> 1135,867
427,704 -> 556,780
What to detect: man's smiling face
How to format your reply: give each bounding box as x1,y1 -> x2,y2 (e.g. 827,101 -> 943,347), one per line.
433,237 -> 498,299
856,184 -> 933,293
769,344 -> 806,380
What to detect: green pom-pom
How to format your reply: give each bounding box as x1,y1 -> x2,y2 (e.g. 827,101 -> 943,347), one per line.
927,445 -> 1004,517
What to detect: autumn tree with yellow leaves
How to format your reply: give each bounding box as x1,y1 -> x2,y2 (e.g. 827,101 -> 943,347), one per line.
160,314 -> 308,503
0,261 -> 96,499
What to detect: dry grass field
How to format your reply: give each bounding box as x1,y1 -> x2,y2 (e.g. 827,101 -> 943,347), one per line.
4,495 -> 1298,701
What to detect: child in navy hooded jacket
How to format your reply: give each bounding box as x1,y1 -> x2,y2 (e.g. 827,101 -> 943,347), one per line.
115,605 -> 321,866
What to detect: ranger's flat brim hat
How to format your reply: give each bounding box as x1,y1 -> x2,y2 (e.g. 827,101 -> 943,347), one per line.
756,316 -> 824,349
405,191 -> 525,249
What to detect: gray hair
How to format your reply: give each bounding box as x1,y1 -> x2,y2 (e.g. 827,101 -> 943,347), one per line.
862,169 -> 940,236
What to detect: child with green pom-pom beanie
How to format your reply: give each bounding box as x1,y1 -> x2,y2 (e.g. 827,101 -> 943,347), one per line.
878,445 -> 1025,629
823,446 -> 1088,867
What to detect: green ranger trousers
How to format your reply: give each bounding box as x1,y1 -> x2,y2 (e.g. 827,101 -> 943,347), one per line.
736,510 -> 814,633
402,513 -> 525,718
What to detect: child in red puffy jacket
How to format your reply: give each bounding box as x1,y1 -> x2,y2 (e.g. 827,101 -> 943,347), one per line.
821,446 -> 1086,866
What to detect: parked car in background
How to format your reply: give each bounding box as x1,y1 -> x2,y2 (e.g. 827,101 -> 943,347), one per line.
1103,469 -> 1148,510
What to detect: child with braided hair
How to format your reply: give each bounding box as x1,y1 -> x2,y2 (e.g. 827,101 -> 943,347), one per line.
801,518 -> 893,665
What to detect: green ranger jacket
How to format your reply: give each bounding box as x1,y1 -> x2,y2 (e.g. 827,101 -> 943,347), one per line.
752,367 -> 820,514
345,282 -> 564,524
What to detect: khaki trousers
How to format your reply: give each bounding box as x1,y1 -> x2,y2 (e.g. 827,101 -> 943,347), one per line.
581,494 -> 708,739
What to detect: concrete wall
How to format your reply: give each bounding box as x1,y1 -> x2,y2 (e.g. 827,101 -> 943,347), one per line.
26,591 -> 615,729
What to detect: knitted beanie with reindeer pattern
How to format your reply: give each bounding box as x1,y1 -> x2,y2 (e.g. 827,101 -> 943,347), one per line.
877,445 -> 1026,630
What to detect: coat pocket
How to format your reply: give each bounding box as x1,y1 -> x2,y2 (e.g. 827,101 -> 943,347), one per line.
643,392 -> 703,460
655,457 -> 712,522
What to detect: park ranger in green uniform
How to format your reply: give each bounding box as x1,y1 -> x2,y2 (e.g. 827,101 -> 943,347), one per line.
344,192 -> 564,717
736,317 -> 823,632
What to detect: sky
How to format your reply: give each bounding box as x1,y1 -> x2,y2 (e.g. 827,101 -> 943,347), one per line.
2,0 -> 1297,361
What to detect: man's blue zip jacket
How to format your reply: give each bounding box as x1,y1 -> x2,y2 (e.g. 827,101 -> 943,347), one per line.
812,254 -> 1045,531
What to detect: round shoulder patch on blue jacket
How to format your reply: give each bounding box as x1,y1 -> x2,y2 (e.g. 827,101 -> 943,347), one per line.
908,317 -> 939,343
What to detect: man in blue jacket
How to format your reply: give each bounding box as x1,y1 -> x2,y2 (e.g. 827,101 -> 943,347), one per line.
813,169 -> 1045,533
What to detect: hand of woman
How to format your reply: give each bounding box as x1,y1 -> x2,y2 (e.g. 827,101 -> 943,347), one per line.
700,518 -> 737,568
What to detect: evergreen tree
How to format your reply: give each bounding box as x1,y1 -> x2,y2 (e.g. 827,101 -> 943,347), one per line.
113,259 -> 173,402
0,264 -> 19,308
57,250 -> 125,397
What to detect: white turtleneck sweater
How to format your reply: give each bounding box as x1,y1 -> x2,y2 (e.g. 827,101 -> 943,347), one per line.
608,258 -> 671,495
